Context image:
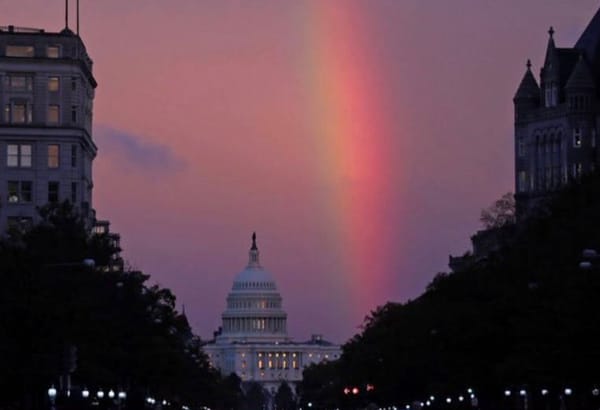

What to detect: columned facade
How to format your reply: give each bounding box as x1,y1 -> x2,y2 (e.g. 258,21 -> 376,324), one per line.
203,234 -> 341,398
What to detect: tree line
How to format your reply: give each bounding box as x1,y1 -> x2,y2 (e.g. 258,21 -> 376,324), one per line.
300,172 -> 600,410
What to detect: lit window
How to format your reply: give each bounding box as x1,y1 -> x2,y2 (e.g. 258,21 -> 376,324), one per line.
268,360 -> 273,369
8,181 -> 32,203
47,46 -> 60,58
292,360 -> 298,369
48,145 -> 60,168
48,77 -> 60,92
5,102 -> 32,124
13,104 -> 26,123
48,105 -> 60,124
258,360 -> 264,369
7,144 -> 32,167
573,128 -> 582,147
48,181 -> 59,203
6,45 -> 34,57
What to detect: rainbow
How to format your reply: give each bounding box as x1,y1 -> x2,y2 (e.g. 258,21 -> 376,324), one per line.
300,3 -> 405,325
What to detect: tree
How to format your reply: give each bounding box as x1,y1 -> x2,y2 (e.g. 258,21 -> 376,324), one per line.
275,381 -> 295,410
480,192 -> 516,229
244,382 -> 267,410
0,202 -> 219,410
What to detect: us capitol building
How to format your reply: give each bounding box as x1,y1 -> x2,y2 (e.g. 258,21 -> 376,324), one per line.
203,233 -> 341,395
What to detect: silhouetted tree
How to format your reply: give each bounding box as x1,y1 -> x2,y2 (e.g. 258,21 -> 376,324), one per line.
275,381 -> 295,410
0,202 -> 219,410
480,192 -> 516,229
244,382 -> 267,410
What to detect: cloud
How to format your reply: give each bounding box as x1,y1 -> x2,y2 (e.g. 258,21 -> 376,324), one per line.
94,125 -> 186,174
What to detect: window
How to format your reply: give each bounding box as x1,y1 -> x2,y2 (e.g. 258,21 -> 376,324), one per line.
48,76 -> 60,92
71,145 -> 77,167
518,171 -> 528,193
572,163 -> 583,179
47,105 -> 60,124
6,45 -> 34,57
71,77 -> 77,92
46,46 -> 60,58
48,182 -> 59,203
5,102 -> 32,124
517,138 -> 526,157
573,128 -> 582,147
7,144 -> 32,167
13,104 -> 26,123
48,145 -> 60,168
5,75 -> 33,91
593,129 -> 597,148
8,181 -> 32,203
71,106 -> 77,123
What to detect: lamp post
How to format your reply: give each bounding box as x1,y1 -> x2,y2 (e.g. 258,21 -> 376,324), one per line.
48,385 -> 57,410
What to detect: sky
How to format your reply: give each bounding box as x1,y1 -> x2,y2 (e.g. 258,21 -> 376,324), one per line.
2,0 -> 598,343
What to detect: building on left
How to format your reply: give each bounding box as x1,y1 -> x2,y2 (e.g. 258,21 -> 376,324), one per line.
0,24 -> 96,232
0,23 -> 122,269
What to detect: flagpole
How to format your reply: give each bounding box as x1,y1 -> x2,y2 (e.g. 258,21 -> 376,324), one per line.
76,0 -> 79,35
65,0 -> 69,29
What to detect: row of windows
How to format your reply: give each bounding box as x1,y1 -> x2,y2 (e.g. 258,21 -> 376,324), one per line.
3,74 -> 77,93
517,163 -> 588,193
229,299 -> 280,309
5,143 -> 78,168
518,129 -> 597,157
257,358 -> 299,370
3,103 -> 78,125
6,180 -> 78,204
6,44 -> 61,58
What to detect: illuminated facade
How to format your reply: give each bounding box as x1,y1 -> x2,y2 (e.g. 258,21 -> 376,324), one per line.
203,234 -> 341,396
0,24 -> 97,232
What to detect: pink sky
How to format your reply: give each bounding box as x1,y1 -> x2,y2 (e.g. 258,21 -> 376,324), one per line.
3,1 -> 598,342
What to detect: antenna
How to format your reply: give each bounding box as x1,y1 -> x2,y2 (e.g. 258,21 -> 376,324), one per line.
76,0 -> 80,35
65,0 -> 69,29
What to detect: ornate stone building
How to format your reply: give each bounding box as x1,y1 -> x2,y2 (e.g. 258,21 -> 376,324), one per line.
514,8 -> 600,214
203,234 -> 341,397
0,24 -> 97,232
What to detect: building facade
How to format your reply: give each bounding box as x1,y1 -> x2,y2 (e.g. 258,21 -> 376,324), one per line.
0,24 -> 97,232
203,234 -> 341,397
514,8 -> 600,214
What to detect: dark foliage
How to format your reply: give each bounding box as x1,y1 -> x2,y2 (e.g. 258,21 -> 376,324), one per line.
0,202 -> 220,409
302,172 -> 600,409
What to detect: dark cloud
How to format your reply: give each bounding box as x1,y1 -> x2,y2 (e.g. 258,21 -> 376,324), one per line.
94,125 -> 186,173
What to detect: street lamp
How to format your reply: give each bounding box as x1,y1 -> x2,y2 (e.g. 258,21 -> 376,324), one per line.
48,385 -> 57,410
82,388 -> 90,398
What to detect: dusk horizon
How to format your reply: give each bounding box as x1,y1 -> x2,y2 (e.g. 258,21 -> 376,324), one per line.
3,0 -> 599,344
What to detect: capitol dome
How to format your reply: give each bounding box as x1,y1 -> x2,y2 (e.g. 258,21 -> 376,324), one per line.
217,233 -> 288,343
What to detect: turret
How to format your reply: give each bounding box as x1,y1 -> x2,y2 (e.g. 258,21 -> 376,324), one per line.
514,60 -> 540,121
541,27 -> 559,107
